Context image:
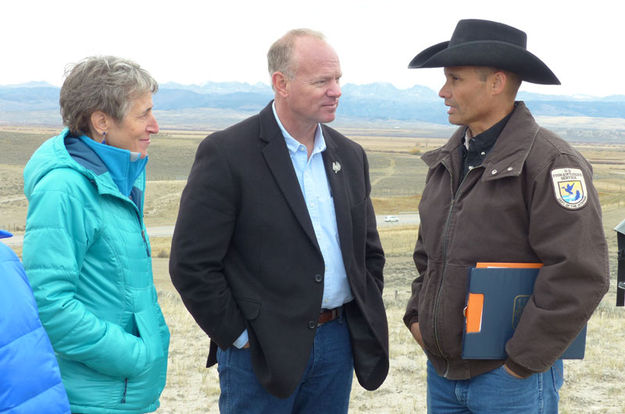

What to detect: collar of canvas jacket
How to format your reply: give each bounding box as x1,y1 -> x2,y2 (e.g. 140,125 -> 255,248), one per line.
421,101 -> 539,181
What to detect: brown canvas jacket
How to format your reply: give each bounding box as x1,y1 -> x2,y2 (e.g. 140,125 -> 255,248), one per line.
404,102 -> 609,379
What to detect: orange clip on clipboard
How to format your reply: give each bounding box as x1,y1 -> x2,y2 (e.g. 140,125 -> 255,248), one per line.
465,263 -> 543,334
465,293 -> 484,333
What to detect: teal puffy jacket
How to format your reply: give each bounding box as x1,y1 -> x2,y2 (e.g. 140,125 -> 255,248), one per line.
23,130 -> 170,413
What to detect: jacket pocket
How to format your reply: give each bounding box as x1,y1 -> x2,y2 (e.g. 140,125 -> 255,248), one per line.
123,308 -> 169,409
122,356 -> 167,410
238,298 -> 261,320
417,265 -> 441,356
134,308 -> 166,362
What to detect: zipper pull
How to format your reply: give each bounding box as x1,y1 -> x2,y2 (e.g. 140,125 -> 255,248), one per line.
141,229 -> 151,257
121,378 -> 128,403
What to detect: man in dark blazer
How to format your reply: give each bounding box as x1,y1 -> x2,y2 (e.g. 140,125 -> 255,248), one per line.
170,28 -> 389,413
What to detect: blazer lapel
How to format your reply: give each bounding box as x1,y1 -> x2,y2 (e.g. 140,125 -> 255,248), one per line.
259,104 -> 320,251
322,128 -> 353,271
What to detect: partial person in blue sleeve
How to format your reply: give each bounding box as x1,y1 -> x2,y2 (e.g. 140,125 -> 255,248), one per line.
0,230 -> 70,414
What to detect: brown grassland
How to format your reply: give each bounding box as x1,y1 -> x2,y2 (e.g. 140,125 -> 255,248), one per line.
2,126 -> 625,413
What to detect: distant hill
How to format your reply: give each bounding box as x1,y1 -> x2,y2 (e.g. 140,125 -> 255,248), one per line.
1,81 -> 624,142
0,85 -> 60,111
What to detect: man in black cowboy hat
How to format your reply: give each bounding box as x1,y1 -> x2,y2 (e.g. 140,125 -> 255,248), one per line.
403,19 -> 609,412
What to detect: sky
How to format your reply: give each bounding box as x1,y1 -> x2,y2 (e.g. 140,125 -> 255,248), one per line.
2,0 -> 624,98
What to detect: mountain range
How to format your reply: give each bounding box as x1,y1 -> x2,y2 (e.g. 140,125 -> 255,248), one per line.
1,81 -> 624,141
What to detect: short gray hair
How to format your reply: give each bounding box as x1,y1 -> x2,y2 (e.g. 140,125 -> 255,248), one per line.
60,56 -> 158,136
267,28 -> 325,80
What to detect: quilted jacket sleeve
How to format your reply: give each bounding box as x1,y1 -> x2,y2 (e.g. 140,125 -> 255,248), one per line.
0,241 -> 70,413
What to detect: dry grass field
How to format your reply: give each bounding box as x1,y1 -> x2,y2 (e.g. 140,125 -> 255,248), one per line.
3,126 -> 625,413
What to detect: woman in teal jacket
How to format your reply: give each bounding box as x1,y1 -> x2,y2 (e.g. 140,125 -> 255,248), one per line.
22,56 -> 169,413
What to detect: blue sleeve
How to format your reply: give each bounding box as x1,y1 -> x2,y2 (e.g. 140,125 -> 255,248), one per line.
233,329 -> 249,349
0,241 -> 71,413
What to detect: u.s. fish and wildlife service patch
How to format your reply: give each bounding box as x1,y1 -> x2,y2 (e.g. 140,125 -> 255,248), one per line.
551,168 -> 588,209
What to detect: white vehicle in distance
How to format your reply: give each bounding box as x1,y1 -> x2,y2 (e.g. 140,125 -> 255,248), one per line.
384,215 -> 399,223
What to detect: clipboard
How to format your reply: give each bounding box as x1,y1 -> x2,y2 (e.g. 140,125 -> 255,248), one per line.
463,262 -> 586,360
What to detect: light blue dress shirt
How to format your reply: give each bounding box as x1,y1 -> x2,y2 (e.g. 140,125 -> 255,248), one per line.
232,105 -> 353,348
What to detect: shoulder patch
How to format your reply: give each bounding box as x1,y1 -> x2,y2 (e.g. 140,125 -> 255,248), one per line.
551,168 -> 588,209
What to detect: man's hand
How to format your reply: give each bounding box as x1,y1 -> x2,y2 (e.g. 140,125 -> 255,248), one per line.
410,322 -> 425,348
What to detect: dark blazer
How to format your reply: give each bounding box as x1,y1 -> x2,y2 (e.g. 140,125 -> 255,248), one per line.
170,102 -> 389,398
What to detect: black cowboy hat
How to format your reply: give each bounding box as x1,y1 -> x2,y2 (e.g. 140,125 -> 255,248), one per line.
408,19 -> 560,85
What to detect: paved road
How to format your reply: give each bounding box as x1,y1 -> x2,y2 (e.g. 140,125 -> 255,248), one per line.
0,195 -> 26,204
4,214 -> 420,247
148,214 -> 419,235
377,213 -> 420,228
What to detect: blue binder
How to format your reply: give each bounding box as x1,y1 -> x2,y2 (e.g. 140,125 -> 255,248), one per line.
462,264 -> 586,360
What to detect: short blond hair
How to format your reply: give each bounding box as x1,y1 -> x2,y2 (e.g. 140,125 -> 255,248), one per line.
267,28 -> 325,79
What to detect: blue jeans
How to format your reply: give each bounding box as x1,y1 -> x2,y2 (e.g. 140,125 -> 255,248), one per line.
427,360 -> 564,413
217,315 -> 354,414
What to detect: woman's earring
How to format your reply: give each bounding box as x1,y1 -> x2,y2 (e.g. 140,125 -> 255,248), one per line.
101,131 -> 107,144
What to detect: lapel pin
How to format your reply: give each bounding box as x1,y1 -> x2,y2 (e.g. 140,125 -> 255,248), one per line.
332,161 -> 341,174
